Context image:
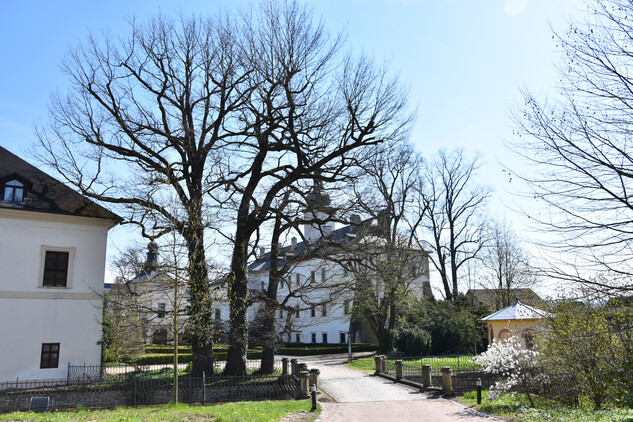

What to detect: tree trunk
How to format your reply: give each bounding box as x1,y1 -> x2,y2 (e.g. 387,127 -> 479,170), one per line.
185,224 -> 214,376
225,234 -> 250,376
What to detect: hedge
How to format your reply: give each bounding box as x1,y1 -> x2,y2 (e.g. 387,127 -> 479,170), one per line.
277,343 -> 377,356
135,349 -> 262,365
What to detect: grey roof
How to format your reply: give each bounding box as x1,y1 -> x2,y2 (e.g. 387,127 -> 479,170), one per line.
0,146 -> 120,221
481,298 -> 548,321
247,216 -> 388,273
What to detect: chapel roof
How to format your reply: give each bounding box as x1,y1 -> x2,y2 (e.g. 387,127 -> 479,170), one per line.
481,298 -> 549,321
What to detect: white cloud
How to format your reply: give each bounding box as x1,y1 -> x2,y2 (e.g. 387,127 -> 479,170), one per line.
504,0 -> 529,16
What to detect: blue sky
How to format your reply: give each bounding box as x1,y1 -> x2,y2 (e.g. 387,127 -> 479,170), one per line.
0,0 -> 585,287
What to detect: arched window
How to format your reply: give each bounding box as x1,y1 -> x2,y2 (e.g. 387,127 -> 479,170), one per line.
498,328 -> 511,341
3,179 -> 24,202
522,329 -> 535,350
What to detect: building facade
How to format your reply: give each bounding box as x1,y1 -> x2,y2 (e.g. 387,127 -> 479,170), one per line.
0,146 -> 118,381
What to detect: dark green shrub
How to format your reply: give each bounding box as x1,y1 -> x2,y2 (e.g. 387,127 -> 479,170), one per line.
394,327 -> 432,356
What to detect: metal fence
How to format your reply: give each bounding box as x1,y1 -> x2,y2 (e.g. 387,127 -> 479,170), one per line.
68,359 -> 283,381
1,360 -> 296,413
381,356 -> 495,392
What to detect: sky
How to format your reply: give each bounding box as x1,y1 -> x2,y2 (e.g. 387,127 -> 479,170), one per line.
0,0 -> 586,291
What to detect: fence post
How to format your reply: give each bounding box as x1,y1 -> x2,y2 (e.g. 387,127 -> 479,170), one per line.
298,367 -> 310,399
133,376 -> 137,406
309,368 -> 320,391
202,371 -> 206,406
291,359 -> 298,377
395,360 -> 403,381
421,364 -> 431,389
380,356 -> 386,373
441,366 -> 454,396
374,356 -> 382,374
282,358 -> 289,375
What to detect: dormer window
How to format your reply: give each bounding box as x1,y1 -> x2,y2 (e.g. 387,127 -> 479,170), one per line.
3,179 -> 24,202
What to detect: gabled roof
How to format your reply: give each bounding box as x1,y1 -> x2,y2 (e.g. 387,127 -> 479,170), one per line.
0,146 -> 120,221
481,298 -> 548,321
247,216 -> 390,273
467,288 -> 545,308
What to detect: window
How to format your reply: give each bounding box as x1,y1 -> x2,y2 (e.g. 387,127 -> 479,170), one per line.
215,308 -> 221,320
311,333 -> 317,343
295,274 -> 300,286
279,309 -> 284,319
295,307 -> 300,317
295,333 -> 301,342
344,300 -> 350,315
42,251 -> 69,287
3,179 -> 24,202
260,281 -> 265,292
321,268 -> 326,281
157,303 -> 166,318
339,332 -> 346,344
310,271 -> 315,283
322,332 -> 328,343
321,304 -> 327,317
311,306 -> 316,317
40,343 -> 60,369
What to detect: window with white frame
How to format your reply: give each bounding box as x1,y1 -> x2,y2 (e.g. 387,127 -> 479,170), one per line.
322,332 -> 328,343
3,179 -> 25,202
157,303 -> 166,318
311,332 -> 317,343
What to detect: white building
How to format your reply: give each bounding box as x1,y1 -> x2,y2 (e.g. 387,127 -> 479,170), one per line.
244,184 -> 432,345
0,146 -> 119,382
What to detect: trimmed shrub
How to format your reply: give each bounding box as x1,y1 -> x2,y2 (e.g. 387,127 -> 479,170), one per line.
277,343 -> 377,356
394,327 -> 432,356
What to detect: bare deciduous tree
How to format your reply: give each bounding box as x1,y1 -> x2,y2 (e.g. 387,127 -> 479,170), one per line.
480,219 -> 536,309
418,149 -> 490,300
220,1 -> 413,375
34,14 -> 243,375
510,0 -> 633,295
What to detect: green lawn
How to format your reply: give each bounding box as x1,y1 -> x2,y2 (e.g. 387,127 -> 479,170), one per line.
461,391 -> 633,422
0,400 -> 316,422
346,355 -> 479,372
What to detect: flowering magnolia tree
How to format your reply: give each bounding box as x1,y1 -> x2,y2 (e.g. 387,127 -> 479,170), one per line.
473,336 -> 542,406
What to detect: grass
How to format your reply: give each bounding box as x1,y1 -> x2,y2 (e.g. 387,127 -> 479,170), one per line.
461,391 -> 633,422
0,400 -> 316,422
345,355 -> 479,372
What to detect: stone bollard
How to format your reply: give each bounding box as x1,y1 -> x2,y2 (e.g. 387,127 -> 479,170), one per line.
291,359 -> 298,377
380,355 -> 386,373
441,366 -> 454,396
309,368 -> 321,391
298,363 -> 309,374
421,364 -> 432,389
299,368 -> 310,399
374,356 -> 382,374
395,360 -> 403,381
282,358 -> 289,375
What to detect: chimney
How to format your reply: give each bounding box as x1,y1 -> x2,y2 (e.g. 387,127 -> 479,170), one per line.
350,214 -> 361,225
259,247 -> 266,259
291,237 -> 297,249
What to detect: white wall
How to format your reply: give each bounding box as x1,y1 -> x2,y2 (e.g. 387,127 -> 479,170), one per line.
0,209 -> 112,381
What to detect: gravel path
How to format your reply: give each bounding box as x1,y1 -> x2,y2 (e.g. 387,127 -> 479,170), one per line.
294,354 -> 500,422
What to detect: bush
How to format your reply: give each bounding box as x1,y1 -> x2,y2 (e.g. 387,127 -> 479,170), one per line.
394,327 -> 432,356
277,343 -> 377,356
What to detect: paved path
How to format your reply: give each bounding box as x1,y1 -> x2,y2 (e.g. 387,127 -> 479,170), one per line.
297,354 -> 499,422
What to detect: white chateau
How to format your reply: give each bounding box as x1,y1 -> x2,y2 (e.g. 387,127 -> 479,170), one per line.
0,146 -> 119,382
243,183 -> 432,345
122,183 -> 432,346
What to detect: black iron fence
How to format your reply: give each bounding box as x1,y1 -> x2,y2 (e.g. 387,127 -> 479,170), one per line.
68,359 -> 283,381
1,359 -> 296,413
